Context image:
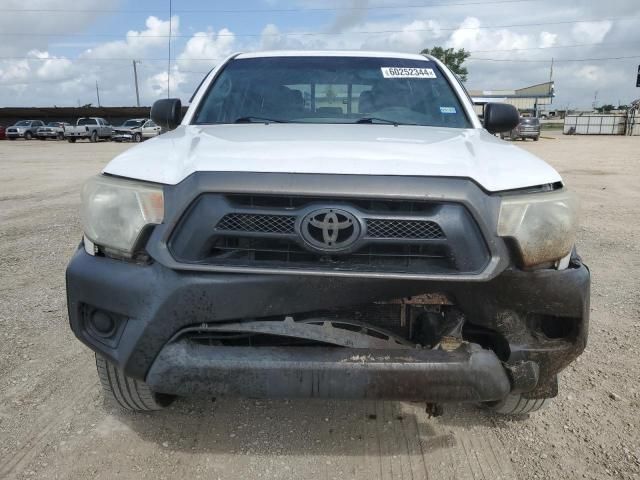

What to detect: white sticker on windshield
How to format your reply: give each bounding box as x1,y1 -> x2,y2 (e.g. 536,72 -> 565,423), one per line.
440,106 -> 457,114
381,67 -> 437,79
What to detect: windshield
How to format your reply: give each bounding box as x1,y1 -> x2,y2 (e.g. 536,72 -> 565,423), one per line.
47,122 -> 60,127
15,120 -> 31,126
122,119 -> 144,127
194,56 -> 470,128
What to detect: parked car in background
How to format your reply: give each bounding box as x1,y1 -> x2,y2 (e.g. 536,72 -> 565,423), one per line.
6,120 -> 45,140
112,118 -> 161,142
37,121 -> 70,140
0,125 -> 5,140
501,116 -> 540,141
64,117 -> 113,143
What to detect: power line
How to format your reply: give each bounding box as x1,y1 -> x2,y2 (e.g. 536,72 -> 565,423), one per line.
468,41 -> 632,53
0,0 -> 571,14
468,54 -> 640,63
2,54 -> 638,65
0,17 -> 626,39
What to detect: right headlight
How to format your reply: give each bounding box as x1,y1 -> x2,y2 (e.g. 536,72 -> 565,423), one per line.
497,189 -> 579,267
81,175 -> 164,257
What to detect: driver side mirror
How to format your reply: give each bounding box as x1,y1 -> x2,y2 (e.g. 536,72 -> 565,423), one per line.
151,98 -> 182,131
483,103 -> 519,134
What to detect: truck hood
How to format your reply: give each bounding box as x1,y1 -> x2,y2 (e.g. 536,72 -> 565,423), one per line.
103,124 -> 562,192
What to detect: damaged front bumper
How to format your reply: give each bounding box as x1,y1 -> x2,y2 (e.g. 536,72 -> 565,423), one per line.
146,342 -> 510,401
66,244 -> 589,402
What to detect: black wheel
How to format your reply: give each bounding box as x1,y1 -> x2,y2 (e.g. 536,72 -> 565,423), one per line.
24,131 -> 33,140
67,138 -> 76,143
483,394 -> 550,415
533,136 -> 539,141
57,132 -> 64,140
133,132 -> 142,143
90,131 -> 98,143
95,354 -> 175,412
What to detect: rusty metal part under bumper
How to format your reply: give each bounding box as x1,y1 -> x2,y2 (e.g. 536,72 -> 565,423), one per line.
145,341 -> 511,402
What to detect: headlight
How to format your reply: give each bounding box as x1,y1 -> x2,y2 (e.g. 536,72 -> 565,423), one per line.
81,175 -> 164,257
497,190 -> 578,267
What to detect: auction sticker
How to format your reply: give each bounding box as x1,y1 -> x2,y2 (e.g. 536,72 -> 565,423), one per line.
381,67 -> 437,79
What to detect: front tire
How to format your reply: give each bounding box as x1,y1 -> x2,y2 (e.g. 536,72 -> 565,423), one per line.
95,354 -> 175,412
67,138 -> 76,143
484,394 -> 550,415
90,131 -> 98,143
24,131 -> 33,140
133,133 -> 142,143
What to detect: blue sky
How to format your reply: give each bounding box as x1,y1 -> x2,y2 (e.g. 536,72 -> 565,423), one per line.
1,0 -> 639,108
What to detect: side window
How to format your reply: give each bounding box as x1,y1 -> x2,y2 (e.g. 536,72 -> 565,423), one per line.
148,120 -> 156,127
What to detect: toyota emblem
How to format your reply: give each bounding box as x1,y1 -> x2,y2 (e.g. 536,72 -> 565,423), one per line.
300,208 -> 361,252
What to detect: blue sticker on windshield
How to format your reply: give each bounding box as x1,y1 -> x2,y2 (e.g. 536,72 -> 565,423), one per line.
440,107 -> 457,114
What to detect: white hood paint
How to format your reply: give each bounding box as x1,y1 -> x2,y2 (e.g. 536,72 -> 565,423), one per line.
103,124 -> 562,192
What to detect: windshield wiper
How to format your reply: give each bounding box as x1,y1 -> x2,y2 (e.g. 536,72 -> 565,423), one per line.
354,117 -> 401,126
233,116 -> 287,124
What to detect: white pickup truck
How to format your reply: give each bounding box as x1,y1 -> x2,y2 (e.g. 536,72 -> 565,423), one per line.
67,51 -> 590,416
64,117 -> 113,143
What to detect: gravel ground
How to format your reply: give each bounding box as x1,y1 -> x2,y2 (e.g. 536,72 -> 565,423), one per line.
0,133 -> 638,479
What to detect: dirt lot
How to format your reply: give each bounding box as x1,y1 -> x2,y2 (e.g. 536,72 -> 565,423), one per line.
0,133 -> 638,480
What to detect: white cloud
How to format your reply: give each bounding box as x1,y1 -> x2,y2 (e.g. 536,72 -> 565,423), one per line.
539,32 -> 557,48
448,17 -> 530,51
36,57 -> 74,81
82,15 -> 179,59
147,66 -> 186,97
177,29 -> 236,70
571,21 -> 612,44
0,59 -> 30,84
365,20 -> 443,52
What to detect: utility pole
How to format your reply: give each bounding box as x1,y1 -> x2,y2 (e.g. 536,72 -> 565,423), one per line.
95,80 -> 101,107
549,57 -> 554,94
132,60 -> 141,107
167,0 -> 172,98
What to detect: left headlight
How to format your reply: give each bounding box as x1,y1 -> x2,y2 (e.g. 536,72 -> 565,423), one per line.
81,175 -> 164,257
497,189 -> 578,267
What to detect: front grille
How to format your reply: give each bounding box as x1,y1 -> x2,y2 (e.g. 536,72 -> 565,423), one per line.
217,213 -> 296,234
209,237 -> 451,273
169,194 -> 490,276
366,219 -> 444,240
216,214 -> 445,241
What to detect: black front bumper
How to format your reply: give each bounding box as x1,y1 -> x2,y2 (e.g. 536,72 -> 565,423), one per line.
146,342 -> 510,401
66,246 -> 589,401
